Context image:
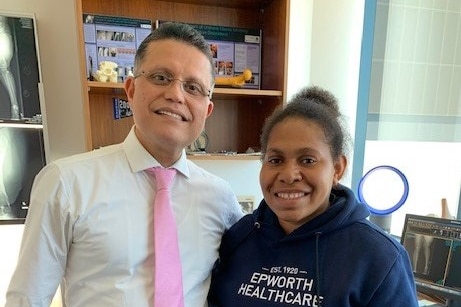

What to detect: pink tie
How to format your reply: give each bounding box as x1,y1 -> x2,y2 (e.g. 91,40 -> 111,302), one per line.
149,167 -> 184,307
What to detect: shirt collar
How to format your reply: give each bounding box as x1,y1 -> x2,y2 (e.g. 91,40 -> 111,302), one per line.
123,126 -> 191,178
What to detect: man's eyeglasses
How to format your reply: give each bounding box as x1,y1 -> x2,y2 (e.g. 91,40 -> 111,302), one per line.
134,71 -> 212,99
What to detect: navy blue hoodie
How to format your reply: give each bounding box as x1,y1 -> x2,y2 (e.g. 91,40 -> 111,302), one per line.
208,185 -> 418,307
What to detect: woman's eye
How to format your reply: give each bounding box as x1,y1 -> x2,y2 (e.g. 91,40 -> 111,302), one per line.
301,157 -> 316,164
267,157 -> 282,164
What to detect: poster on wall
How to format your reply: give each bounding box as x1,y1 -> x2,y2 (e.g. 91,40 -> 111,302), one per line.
156,20 -> 262,89
82,13 -> 152,82
0,11 -> 46,224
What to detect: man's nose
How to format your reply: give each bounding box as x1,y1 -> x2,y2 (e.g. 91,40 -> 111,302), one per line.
164,79 -> 186,103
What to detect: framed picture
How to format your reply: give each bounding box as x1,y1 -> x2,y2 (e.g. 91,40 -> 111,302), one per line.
0,11 -> 45,224
238,195 -> 255,214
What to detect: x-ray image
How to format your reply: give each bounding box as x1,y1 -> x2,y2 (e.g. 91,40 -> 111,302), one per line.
0,14 -> 40,120
0,126 -> 45,222
0,12 -> 45,223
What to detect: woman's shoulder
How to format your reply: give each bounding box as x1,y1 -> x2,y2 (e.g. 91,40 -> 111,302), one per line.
346,219 -> 407,255
219,214 -> 256,255
224,214 -> 255,238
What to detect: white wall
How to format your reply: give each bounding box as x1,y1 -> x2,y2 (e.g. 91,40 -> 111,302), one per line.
286,0 -> 313,99
309,0 -> 365,186
193,159 -> 263,209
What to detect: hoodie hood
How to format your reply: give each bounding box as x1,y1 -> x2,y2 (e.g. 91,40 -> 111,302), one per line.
217,184 -> 371,259
253,184 -> 370,240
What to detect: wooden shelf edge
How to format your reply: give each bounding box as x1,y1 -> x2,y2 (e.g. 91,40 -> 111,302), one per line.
213,87 -> 282,97
87,81 -> 124,88
86,81 -> 125,93
86,81 -> 282,98
187,154 -> 261,161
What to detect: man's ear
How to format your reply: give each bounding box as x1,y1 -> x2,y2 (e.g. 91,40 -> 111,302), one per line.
124,76 -> 135,106
206,101 -> 214,118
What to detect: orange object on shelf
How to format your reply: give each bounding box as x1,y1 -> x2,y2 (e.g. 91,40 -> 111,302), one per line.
215,69 -> 252,87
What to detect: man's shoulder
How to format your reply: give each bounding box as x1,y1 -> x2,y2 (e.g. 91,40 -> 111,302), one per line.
50,143 -> 125,171
186,159 -> 225,181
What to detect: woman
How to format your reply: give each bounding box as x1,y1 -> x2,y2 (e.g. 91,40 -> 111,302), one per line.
208,86 -> 418,306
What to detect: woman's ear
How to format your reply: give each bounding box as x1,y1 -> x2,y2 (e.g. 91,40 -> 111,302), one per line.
333,155 -> 347,186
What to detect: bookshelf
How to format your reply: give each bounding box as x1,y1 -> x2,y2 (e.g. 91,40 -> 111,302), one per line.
75,0 -> 289,158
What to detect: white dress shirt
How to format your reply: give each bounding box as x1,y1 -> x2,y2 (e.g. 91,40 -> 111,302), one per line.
6,127 -> 243,307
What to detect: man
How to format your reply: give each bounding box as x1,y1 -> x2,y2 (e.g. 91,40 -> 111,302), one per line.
6,22 -> 243,307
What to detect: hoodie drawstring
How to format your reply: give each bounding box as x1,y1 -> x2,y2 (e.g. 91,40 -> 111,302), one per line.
315,231 -> 322,307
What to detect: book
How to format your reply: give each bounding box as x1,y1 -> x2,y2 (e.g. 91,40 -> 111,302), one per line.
113,98 -> 132,119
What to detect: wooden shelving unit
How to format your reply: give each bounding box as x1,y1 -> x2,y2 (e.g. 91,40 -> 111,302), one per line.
75,0 -> 289,159
86,81 -> 283,98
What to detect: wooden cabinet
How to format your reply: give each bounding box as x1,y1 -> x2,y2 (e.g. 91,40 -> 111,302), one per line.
75,0 -> 289,157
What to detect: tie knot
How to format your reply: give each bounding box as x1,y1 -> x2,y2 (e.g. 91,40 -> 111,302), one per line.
148,167 -> 176,190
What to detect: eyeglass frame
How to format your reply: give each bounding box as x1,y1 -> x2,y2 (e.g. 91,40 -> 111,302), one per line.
134,70 -> 214,99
